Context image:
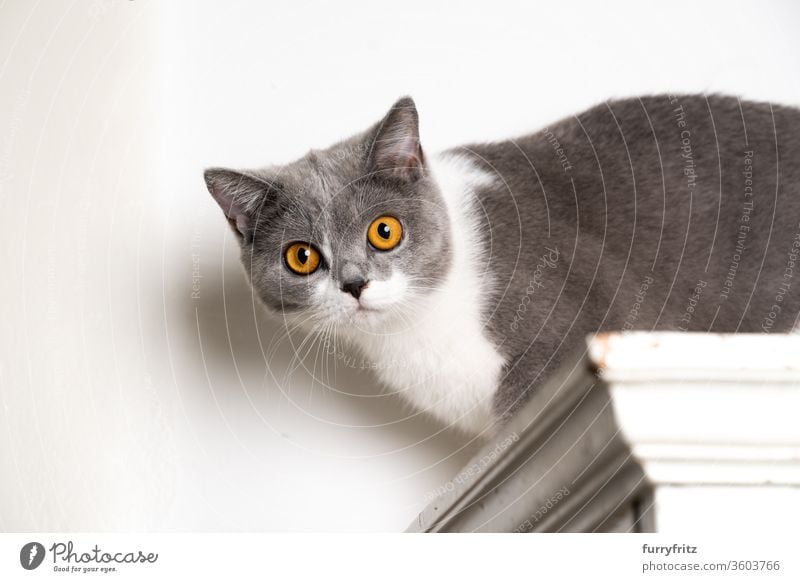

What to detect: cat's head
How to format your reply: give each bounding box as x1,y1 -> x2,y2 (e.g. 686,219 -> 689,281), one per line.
204,97 -> 452,332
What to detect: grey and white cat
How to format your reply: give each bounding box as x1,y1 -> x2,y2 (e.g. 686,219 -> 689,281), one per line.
204,95 -> 800,437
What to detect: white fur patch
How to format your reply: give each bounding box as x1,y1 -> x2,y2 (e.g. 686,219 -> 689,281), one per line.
345,153 -> 505,436
359,271 -> 408,311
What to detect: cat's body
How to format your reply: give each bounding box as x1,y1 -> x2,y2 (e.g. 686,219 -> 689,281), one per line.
205,95 -> 800,436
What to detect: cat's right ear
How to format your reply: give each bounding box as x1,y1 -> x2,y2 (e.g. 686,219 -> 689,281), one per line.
368,96 -> 424,182
203,168 -> 272,244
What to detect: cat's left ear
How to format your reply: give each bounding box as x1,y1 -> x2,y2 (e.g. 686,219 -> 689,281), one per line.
368,96 -> 424,182
204,168 -> 273,244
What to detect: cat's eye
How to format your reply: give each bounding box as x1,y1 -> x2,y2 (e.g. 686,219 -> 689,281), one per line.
367,215 -> 403,251
284,242 -> 321,275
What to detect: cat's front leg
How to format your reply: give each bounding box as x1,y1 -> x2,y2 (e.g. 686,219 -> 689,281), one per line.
491,327 -> 589,428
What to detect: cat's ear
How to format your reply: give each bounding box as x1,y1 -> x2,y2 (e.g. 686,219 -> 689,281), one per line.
368,96 -> 424,182
204,168 -> 273,244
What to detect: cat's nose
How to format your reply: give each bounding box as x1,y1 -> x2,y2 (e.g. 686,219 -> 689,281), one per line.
341,278 -> 369,299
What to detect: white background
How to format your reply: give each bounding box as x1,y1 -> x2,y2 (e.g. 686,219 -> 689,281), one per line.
1,0 -> 799,531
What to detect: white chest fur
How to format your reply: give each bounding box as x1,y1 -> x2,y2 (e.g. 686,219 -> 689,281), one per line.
347,154 -> 506,435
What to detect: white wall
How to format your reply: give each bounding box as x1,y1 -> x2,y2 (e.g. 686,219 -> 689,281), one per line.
1,0 -> 798,531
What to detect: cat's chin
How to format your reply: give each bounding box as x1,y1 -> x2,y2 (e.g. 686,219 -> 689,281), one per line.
334,304 -> 411,333
345,305 -> 391,326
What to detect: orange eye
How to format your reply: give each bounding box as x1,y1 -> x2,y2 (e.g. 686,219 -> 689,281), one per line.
284,242 -> 321,275
367,216 -> 403,251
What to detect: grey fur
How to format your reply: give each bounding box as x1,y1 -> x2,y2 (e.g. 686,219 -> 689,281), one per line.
205,95 -> 800,426
204,97 -> 452,319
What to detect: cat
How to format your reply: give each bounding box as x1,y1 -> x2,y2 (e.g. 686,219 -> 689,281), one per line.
204,95 -> 800,437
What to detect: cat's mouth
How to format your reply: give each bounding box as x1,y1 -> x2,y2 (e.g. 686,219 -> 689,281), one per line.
351,302 -> 384,317
344,301 -> 394,325
319,274 -> 410,325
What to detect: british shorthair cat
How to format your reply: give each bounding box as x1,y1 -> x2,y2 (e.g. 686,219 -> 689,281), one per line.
205,95 -> 800,436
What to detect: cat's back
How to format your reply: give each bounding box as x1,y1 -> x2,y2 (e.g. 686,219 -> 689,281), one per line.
455,94 -> 800,351
463,94 -> 800,215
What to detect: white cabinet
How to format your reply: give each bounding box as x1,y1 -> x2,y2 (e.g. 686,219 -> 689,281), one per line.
408,333 -> 800,532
